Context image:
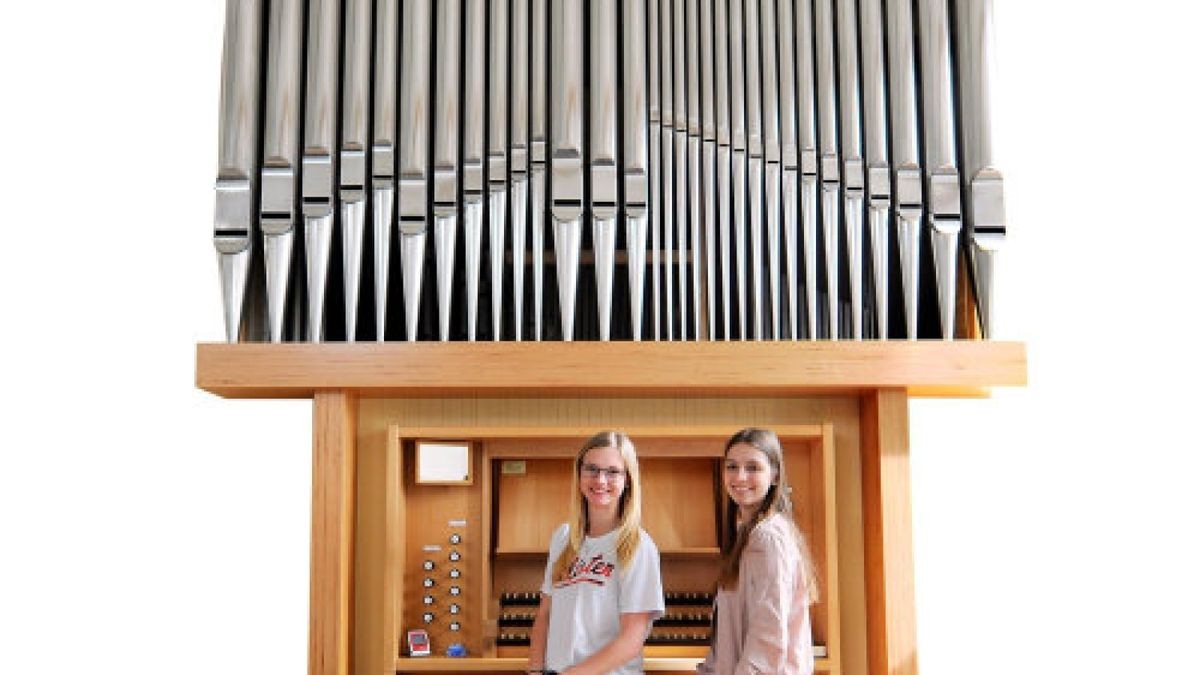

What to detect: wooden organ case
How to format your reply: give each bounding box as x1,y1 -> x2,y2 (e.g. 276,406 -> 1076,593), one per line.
204,0 -> 1023,670
196,341 -> 1026,675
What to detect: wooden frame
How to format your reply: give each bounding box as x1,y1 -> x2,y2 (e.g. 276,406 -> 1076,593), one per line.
414,440 -> 475,485
195,342 -> 1026,675
196,341 -> 1026,398
382,423 -> 840,674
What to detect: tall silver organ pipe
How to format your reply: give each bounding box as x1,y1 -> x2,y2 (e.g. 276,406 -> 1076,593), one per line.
837,0 -> 865,341
648,0 -> 662,340
260,0 -> 302,343
301,0 -> 339,342
700,0 -> 716,342
623,0 -> 650,341
814,0 -> 840,340
371,0 -> 397,342
398,0 -> 430,342
214,0 -> 262,343
488,0 -> 510,342
211,0 -> 1008,343
954,0 -> 1005,339
550,0 -> 584,342
661,0 -> 676,341
778,0 -> 800,342
530,0 -> 548,340
432,0 -> 461,341
918,0 -> 964,340
340,0 -> 371,342
860,0 -> 890,340
591,0 -> 619,341
887,0 -> 924,340
511,0 -> 530,341
463,0 -> 486,341
797,0 -> 819,340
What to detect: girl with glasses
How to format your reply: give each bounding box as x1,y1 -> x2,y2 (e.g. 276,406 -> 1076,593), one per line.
697,428 -> 820,674
527,431 -> 664,675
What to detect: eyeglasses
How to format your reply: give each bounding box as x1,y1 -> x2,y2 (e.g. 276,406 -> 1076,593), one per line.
580,464 -> 626,481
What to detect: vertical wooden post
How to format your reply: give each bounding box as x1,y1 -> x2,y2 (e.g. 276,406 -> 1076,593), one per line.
861,388 -> 919,675
311,390 -> 358,675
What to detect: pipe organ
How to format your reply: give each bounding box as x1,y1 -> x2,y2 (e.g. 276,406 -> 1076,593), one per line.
200,1 -> 1024,674
214,0 -> 1005,344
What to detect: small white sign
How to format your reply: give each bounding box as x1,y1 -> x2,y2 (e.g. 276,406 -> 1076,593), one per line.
416,441 -> 472,484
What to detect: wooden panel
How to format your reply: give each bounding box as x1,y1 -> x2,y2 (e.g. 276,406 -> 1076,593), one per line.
783,439 -> 821,644
196,341 -> 1027,398
778,432 -> 841,665
490,556 -> 547,600
493,456 -> 722,553
640,458 -> 720,550
494,458 -> 573,553
401,440 -> 485,657
819,424 -> 843,675
310,391 -> 357,675
386,429 -> 406,667
486,435 -> 737,458
861,390 -> 918,675
352,414 -> 402,675
479,447 -> 495,655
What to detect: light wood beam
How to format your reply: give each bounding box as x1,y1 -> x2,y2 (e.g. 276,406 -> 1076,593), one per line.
196,341 -> 1027,399
311,391 -> 358,675
861,389 -> 918,675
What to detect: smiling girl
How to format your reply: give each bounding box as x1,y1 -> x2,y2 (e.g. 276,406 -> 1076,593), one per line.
527,431 -> 665,675
697,428 -> 819,674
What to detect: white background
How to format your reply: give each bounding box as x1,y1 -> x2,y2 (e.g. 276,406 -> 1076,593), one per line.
1,1 -> 1198,673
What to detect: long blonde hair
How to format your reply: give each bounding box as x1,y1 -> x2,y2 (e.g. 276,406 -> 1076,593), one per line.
717,428 -> 818,601
552,431 -> 644,582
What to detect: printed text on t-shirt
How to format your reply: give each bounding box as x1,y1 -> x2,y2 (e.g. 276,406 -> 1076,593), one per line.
554,553 -> 616,588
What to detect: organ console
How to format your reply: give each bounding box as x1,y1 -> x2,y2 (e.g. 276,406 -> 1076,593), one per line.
199,1 -> 1026,674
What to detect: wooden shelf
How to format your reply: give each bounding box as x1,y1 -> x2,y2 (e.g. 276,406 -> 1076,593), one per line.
394,656 -> 835,672
492,546 -> 719,557
196,341 -> 1026,399
658,547 -> 721,556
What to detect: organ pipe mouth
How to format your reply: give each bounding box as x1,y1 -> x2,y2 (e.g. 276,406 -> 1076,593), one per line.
212,0 -> 1005,343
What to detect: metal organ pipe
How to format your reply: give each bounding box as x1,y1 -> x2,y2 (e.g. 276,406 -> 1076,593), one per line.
211,0 -> 1007,343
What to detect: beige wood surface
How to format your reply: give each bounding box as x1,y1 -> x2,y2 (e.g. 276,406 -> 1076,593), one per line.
819,424 -> 843,675
861,390 -> 918,675
310,391 -> 357,675
353,419 -> 403,675
492,456 -> 722,553
494,458 -> 573,553
196,341 -> 1027,398
386,429 -> 406,671
641,458 -> 720,550
479,447 -> 495,656
393,656 -> 835,672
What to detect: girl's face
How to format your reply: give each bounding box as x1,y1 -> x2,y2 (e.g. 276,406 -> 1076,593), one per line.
579,445 -> 627,512
723,442 -> 774,514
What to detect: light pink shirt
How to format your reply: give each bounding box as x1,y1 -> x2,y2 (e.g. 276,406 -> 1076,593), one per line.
696,513 -> 814,674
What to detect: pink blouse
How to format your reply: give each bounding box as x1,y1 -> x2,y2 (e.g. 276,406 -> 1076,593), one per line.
696,513 -> 814,674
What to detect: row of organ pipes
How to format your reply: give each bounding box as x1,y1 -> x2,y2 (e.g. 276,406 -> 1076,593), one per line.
214,0 -> 1005,342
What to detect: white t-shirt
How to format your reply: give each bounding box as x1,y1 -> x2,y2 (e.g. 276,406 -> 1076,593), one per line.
540,523 -> 665,674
